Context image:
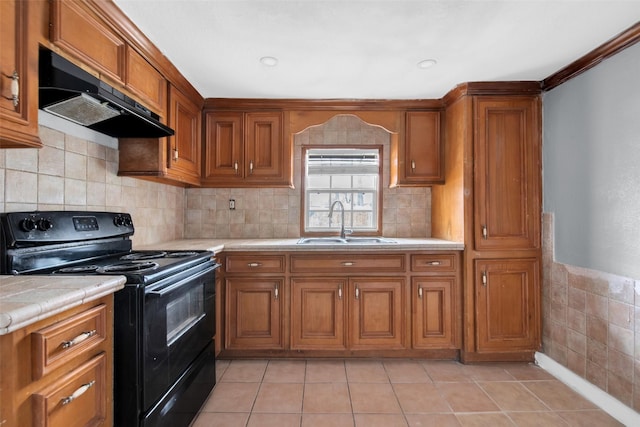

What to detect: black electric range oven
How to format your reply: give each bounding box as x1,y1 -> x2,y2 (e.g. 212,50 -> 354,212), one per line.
0,211 -> 220,427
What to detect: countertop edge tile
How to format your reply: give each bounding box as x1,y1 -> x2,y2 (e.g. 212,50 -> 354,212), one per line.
0,276 -> 126,335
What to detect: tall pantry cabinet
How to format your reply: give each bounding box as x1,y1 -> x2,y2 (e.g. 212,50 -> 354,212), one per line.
432,84 -> 542,362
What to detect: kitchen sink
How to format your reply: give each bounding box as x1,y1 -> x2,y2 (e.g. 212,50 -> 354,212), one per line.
297,237 -> 396,245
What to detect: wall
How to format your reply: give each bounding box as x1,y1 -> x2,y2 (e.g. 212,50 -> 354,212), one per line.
184,114 -> 432,239
542,42 -> 640,411
543,42 -> 640,280
0,120 -> 185,247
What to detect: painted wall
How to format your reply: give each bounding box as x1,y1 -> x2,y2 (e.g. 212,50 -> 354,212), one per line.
542,42 -> 640,410
542,42 -> 640,280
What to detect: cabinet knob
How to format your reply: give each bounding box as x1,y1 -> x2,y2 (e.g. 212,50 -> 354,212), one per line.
481,225 -> 487,239
173,148 -> 179,161
411,160 -> 416,170
338,284 -> 343,300
427,261 -> 441,266
274,284 -> 279,299
481,271 -> 487,287
2,71 -> 19,108
341,261 -> 354,266
247,262 -> 262,268
234,161 -> 239,174
249,161 -> 254,174
418,287 -> 423,299
355,286 -> 359,299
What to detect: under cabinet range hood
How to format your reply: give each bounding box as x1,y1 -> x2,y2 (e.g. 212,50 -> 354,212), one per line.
39,49 -> 174,138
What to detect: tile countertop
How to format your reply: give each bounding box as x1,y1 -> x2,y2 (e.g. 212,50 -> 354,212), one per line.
0,275 -> 126,335
136,237 -> 464,253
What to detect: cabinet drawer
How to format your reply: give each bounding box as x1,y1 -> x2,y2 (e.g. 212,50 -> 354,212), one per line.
411,253 -> 457,273
32,304 -> 107,380
291,254 -> 405,273
32,353 -> 107,427
225,254 -> 286,273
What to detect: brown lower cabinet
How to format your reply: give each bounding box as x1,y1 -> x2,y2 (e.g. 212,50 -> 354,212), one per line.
220,250 -> 460,358
474,258 -> 540,353
225,277 -> 285,350
290,277 -> 406,351
0,296 -> 113,427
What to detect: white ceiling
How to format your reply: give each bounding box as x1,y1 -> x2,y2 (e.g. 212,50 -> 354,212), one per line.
113,0 -> 640,100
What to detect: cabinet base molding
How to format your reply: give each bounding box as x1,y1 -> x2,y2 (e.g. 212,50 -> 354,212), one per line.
460,350 -> 535,363
219,349 -> 460,360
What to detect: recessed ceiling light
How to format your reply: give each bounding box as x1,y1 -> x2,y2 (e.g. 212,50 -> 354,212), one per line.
260,56 -> 278,67
417,59 -> 437,69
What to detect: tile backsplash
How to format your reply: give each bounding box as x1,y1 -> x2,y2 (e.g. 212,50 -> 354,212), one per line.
184,114 -> 432,239
0,125 -> 185,246
2,114 -> 432,246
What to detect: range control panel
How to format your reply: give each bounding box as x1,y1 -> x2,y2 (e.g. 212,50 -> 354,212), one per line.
1,211 -> 134,247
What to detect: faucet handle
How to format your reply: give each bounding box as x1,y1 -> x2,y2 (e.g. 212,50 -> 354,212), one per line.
344,228 -> 353,236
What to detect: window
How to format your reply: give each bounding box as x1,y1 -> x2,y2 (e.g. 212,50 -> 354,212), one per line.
302,146 -> 382,235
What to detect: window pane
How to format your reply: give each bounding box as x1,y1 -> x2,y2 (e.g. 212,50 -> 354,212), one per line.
308,175 -> 330,188
331,176 -> 352,189
309,192 -> 330,210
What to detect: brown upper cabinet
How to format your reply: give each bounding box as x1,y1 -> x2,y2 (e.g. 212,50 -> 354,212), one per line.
0,0 -> 41,148
50,0 -> 168,118
400,111 -> 443,185
203,111 -> 290,187
50,0 -> 126,85
473,97 -> 541,251
166,84 -> 202,185
125,47 -> 167,118
118,85 -> 202,187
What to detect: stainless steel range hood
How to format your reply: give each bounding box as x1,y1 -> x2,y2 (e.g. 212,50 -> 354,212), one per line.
39,49 -> 174,138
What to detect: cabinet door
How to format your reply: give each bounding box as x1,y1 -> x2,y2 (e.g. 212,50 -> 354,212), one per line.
225,278 -> 284,349
412,277 -> 456,349
474,97 -> 541,250
203,112 -> 244,181
167,85 -> 201,185
401,111 -> 443,184
245,112 -> 285,182
291,278 -> 347,350
475,259 -> 540,353
50,0 -> 126,84
0,0 -> 41,148
125,47 -> 167,117
32,353 -> 107,427
350,277 -> 405,350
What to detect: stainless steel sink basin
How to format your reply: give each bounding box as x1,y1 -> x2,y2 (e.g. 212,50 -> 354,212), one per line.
297,237 -> 396,244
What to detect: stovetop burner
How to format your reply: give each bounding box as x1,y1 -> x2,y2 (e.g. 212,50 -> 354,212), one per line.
97,261 -> 159,274
120,251 -> 167,261
54,265 -> 101,274
166,251 -> 200,258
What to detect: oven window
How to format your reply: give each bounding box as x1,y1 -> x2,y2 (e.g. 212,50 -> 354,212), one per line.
165,284 -> 205,345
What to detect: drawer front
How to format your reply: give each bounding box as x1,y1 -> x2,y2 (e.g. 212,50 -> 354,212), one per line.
32,353 -> 107,427
411,253 -> 458,273
32,304 -> 107,380
291,254 -> 405,273
225,254 -> 286,273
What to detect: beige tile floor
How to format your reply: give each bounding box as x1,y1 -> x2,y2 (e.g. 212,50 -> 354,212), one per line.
190,359 -> 623,427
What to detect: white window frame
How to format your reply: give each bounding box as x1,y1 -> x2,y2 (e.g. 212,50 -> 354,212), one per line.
302,146 -> 383,236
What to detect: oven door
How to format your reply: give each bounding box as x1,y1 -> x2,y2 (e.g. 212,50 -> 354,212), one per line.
142,261 -> 218,410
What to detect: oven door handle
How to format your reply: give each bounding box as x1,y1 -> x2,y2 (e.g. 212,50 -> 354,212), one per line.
146,264 -> 219,297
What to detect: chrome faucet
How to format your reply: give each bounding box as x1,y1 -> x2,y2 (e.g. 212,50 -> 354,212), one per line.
329,200 -> 351,239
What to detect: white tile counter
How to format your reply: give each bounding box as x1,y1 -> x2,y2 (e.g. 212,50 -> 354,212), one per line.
0,275 -> 126,335
136,238 -> 464,253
